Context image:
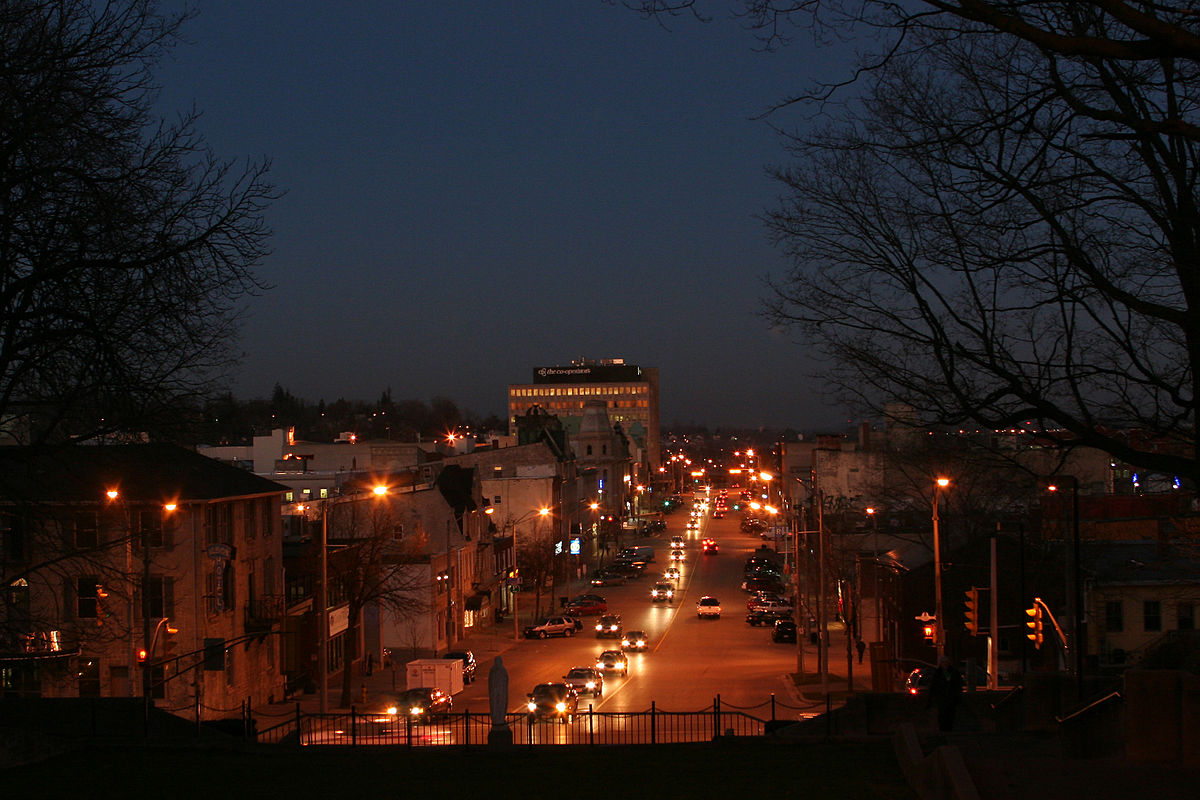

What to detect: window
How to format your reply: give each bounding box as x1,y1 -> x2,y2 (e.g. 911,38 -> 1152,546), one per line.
1105,600 -> 1123,632
1179,602 -> 1195,631
76,577 -> 101,619
243,501 -> 257,540
586,445 -> 593,456
132,509 -> 164,549
205,504 -> 233,546
261,497 -> 272,538
1,512 -> 25,561
74,512 -> 98,549
1144,600 -> 1162,632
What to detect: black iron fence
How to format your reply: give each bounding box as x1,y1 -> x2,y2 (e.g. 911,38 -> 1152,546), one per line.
255,695 -> 817,748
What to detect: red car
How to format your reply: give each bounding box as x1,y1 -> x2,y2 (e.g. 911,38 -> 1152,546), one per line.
702,538 -> 719,554
564,598 -> 607,615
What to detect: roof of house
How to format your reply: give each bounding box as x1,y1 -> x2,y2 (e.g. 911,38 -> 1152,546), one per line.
1087,540 -> 1200,586
0,443 -> 289,505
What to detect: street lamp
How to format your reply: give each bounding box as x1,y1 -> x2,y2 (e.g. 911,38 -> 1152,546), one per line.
302,482 -> 388,715
104,489 -> 176,711
932,477 -> 950,660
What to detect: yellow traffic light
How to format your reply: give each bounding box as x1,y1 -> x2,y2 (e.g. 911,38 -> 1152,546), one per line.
1025,604 -> 1044,649
964,588 -> 980,635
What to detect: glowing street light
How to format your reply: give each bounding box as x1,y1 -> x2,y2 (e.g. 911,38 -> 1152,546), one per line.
932,477 -> 951,659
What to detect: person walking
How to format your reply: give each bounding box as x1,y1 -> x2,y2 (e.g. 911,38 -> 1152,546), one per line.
928,656 -> 964,732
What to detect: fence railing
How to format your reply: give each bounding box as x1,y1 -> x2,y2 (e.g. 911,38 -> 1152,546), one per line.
255,694 -> 817,748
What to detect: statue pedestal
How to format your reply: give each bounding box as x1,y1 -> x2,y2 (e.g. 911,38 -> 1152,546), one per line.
487,724 -> 514,748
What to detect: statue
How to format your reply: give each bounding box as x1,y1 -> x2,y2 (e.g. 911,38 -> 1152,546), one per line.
487,655 -> 513,747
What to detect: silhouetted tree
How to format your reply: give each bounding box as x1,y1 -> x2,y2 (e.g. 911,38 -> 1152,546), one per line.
0,0 -> 276,445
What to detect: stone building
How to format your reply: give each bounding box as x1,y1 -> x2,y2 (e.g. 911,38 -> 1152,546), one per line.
0,444 -> 288,717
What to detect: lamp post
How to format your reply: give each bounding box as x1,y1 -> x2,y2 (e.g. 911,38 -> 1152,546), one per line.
1048,477 -> 1084,699
305,483 -> 388,715
932,477 -> 950,660
506,506 -> 551,640
104,490 -> 176,721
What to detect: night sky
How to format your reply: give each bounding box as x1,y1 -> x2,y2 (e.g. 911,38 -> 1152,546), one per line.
155,2 -> 856,431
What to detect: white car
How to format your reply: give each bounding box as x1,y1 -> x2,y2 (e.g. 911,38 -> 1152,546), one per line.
696,596 -> 721,619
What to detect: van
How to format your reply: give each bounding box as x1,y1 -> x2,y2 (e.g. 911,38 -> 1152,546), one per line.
618,546 -> 654,563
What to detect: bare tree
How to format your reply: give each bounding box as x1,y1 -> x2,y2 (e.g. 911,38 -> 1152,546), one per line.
623,2 -> 1200,485
0,1 -> 276,445
325,497 -> 429,708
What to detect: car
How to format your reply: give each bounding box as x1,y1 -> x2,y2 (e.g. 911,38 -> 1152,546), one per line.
696,596 -> 722,618
590,569 -> 627,587
670,549 -> 686,562
569,593 -> 607,604
562,666 -> 605,697
772,619 -> 798,643
650,582 -> 675,602
386,687 -> 452,722
685,520 -> 698,531
742,577 -> 786,595
523,616 -> 577,639
669,535 -> 685,548
621,630 -> 648,652
751,600 -> 794,616
442,650 -> 476,684
747,591 -> 790,609
596,649 -> 629,676
595,613 -> 623,638
610,561 -> 646,578
712,510 -> 725,519
526,682 -> 579,723
565,598 -> 608,616
702,538 -> 719,554
746,608 -> 792,627
663,566 -> 681,580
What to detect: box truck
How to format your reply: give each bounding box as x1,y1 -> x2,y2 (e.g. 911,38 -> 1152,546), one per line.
405,658 -> 464,695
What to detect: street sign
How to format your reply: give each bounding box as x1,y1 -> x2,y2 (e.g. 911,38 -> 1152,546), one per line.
915,611 -> 935,622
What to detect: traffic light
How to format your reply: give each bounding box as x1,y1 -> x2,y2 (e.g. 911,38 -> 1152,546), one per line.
163,623 -> 179,657
964,588 -> 979,635
135,647 -> 148,664
922,622 -> 936,643
1025,604 -> 1044,649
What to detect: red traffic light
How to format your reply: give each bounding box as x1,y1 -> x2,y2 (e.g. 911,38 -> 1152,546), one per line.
136,648 -> 148,664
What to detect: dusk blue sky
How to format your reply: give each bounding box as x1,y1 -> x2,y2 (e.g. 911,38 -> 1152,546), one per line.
156,3 -> 857,431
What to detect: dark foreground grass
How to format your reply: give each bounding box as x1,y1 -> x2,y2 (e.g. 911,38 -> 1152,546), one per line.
2,738 -> 917,800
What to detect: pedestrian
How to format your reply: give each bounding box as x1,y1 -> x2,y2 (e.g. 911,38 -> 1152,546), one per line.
927,656 -> 964,732
856,639 -> 866,664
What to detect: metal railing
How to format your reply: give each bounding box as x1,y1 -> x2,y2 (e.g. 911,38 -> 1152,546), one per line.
255,694 -> 816,748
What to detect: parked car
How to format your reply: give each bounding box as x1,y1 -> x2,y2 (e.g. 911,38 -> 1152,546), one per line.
562,666 -> 605,697
524,616 -> 577,639
526,682 -> 579,723
610,561 -> 646,578
772,619 -> 798,643
386,687 -> 452,722
590,569 -> 627,587
442,650 -> 476,684
596,649 -> 629,677
565,597 -> 608,616
696,596 -> 722,618
621,630 -> 648,652
595,613 -> 623,638
746,608 -> 792,627
747,591 -> 791,611
650,582 -> 675,602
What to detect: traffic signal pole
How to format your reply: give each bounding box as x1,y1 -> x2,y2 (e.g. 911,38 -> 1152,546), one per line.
989,536 -> 998,690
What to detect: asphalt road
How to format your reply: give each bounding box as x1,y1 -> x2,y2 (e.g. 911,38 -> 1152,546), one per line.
448,502 -> 803,718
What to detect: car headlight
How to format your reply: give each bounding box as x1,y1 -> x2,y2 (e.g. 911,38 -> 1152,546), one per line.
555,702 -> 567,712
410,706 -> 424,716
596,661 -> 605,669
666,590 -> 674,598
586,681 -> 596,689
636,639 -> 645,647
386,706 -> 398,716
527,701 -> 537,712
595,623 -> 603,630
621,639 -> 630,646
